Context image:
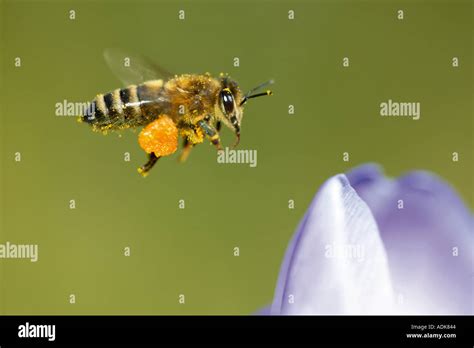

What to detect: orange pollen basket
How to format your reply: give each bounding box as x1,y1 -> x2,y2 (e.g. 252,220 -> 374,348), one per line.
138,115 -> 178,157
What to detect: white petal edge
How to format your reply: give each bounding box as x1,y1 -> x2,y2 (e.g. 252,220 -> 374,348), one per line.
271,174 -> 395,315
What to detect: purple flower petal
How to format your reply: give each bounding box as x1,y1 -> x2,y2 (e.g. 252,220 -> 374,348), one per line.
347,164 -> 474,314
271,174 -> 395,314
255,305 -> 271,315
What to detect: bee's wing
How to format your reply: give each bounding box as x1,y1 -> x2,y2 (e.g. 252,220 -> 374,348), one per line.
104,48 -> 174,86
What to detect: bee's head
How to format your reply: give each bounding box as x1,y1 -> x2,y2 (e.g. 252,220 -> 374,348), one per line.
216,75 -> 273,147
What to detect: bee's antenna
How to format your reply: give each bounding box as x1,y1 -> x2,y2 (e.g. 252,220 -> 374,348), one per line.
245,79 -> 274,97
240,79 -> 274,106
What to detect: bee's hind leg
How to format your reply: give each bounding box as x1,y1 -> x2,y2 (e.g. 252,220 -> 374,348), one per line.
138,153 -> 160,177
137,115 -> 178,177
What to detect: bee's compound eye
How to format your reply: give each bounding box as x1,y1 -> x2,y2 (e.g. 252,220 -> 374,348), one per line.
220,89 -> 234,115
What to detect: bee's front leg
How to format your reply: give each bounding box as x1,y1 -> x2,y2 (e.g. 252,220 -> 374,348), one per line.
197,119 -> 222,151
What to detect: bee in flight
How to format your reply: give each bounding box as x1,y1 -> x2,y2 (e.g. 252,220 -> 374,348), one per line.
79,49 -> 273,177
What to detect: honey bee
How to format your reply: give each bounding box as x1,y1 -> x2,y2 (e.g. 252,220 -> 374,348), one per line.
79,49 -> 273,177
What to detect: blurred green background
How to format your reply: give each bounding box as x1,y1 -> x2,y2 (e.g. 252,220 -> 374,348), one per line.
0,0 -> 472,314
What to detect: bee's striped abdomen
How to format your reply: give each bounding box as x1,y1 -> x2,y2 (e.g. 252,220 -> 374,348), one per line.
119,88 -> 133,123
82,80 -> 164,132
103,89 -> 122,124
136,80 -> 166,123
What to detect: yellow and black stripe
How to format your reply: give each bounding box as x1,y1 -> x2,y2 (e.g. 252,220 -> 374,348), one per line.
82,80 -> 164,131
